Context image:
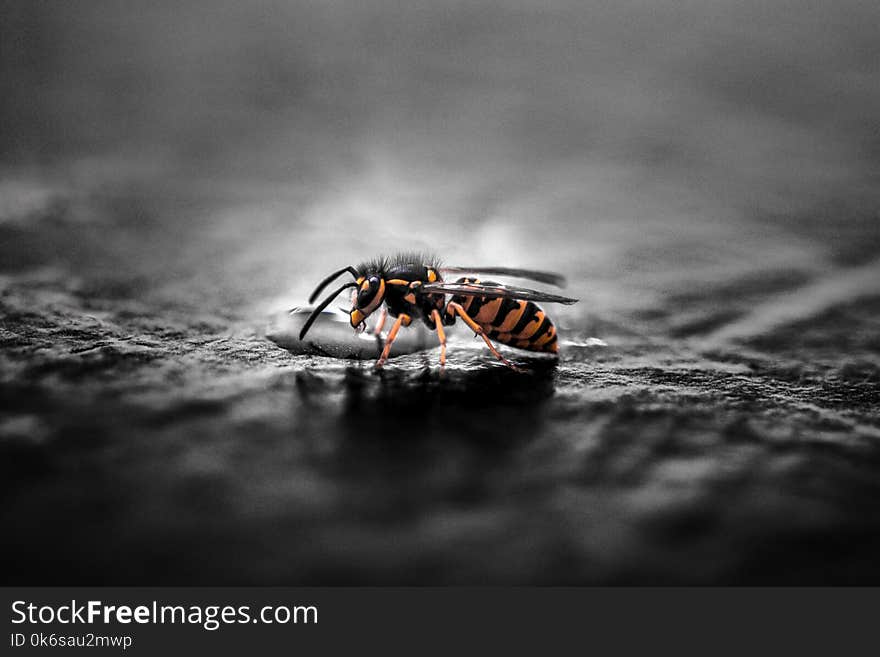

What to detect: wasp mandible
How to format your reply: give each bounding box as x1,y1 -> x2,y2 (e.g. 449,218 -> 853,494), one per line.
299,253 -> 578,369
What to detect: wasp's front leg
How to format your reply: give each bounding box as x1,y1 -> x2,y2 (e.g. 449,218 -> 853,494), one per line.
375,314 -> 412,367
371,307 -> 388,337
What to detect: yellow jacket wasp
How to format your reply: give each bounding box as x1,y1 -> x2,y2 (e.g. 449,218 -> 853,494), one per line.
299,253 -> 578,369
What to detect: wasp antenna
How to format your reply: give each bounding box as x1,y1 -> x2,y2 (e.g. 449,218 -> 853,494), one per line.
299,282 -> 358,340
308,266 -> 359,304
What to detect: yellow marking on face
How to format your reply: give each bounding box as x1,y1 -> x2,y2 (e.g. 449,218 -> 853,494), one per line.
350,309 -> 365,327
356,277 -> 365,285
360,280 -> 370,292
496,301 -> 527,333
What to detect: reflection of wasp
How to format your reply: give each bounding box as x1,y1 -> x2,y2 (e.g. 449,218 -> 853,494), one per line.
299,253 -> 578,369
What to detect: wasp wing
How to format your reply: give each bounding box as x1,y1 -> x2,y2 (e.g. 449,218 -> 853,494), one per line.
421,281 -> 578,304
440,266 -> 566,287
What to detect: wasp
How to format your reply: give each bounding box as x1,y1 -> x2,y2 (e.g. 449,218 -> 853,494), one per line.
298,253 -> 578,369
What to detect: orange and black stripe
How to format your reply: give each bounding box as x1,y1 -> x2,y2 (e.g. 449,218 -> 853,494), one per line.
447,278 -> 558,354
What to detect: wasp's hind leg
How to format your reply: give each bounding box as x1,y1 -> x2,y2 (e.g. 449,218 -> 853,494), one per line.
446,302 -> 519,371
431,309 -> 447,367
375,314 -> 411,368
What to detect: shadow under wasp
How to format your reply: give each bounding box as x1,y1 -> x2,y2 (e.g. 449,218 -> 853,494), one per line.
299,253 -> 578,370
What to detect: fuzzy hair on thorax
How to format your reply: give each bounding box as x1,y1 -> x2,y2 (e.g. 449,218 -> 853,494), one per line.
355,252 -> 442,277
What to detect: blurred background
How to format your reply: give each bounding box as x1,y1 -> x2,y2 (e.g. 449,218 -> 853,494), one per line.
1,0 -> 879,583
3,0 -> 879,312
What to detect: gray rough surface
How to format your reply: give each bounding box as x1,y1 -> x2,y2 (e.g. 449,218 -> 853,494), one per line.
2,1 -> 880,584
2,193 -> 878,584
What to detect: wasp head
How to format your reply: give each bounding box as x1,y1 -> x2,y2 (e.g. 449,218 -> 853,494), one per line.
350,275 -> 386,329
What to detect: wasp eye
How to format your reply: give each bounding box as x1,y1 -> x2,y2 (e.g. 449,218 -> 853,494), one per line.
357,277 -> 381,307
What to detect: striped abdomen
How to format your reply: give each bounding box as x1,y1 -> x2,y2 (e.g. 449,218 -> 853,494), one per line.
448,278 -> 558,354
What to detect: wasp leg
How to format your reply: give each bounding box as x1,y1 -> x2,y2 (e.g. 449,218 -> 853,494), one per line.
375,314 -> 411,367
431,309 -> 447,367
372,307 -> 388,336
446,302 -> 519,371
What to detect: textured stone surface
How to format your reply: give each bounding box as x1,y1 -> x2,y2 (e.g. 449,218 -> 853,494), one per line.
2,187 -> 879,584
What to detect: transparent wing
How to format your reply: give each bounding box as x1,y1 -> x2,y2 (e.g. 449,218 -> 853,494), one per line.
440,266 -> 566,287
421,281 -> 578,304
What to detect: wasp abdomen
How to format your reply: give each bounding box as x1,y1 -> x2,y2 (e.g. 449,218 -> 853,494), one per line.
448,278 -> 558,354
